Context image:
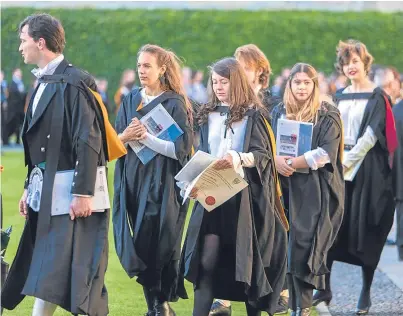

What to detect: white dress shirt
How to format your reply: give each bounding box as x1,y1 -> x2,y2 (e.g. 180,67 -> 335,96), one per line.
208,103 -> 255,178
31,54 -> 65,116
338,86 -> 378,168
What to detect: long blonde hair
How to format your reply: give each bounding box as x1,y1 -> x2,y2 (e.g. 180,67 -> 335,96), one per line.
197,57 -> 262,126
137,44 -> 192,122
284,63 -> 320,123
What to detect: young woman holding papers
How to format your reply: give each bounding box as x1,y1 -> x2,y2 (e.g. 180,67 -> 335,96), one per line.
271,63 -> 344,316
113,44 -> 193,316
209,44 -> 286,316
180,57 -> 288,316
314,40 -> 398,315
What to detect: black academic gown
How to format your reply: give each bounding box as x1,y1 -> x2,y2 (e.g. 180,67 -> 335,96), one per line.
181,108 -> 288,314
1,59 -> 109,316
329,87 -> 395,269
271,102 -> 345,289
113,88 -> 193,301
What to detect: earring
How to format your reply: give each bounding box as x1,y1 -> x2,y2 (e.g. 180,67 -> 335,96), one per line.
159,74 -> 166,85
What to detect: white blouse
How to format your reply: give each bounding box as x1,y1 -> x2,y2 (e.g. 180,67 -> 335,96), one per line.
337,87 -> 378,168
208,104 -> 255,178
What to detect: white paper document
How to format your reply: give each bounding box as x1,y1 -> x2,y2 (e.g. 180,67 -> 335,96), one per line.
343,150 -> 364,181
128,104 -> 183,164
175,151 -> 248,212
276,118 -> 313,173
51,166 -> 110,216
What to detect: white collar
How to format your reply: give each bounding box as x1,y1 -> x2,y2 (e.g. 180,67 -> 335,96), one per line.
31,54 -> 65,79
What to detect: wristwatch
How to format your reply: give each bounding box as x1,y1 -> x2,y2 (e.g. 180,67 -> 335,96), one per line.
286,158 -> 293,167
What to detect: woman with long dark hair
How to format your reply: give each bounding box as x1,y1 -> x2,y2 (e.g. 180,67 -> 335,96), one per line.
180,57 -> 288,316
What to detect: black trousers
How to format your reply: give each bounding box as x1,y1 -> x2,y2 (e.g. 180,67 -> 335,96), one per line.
287,274 -> 313,310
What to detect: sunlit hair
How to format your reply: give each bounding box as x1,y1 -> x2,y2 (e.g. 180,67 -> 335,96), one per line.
335,39 -> 374,75
284,63 -> 320,123
137,44 -> 192,122
197,57 -> 262,126
234,44 -> 272,89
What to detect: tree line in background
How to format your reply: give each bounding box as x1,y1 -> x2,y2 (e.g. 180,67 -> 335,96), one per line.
2,8 -> 403,103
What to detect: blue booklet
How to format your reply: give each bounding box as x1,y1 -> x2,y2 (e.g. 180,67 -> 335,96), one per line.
128,104 -> 183,165
276,118 -> 313,173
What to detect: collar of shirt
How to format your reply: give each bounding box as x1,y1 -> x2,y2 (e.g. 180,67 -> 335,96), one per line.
31,54 -> 65,79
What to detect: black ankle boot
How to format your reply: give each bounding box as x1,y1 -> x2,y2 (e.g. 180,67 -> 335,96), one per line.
143,288 -> 156,316
312,289 -> 332,306
356,291 -> 371,315
154,300 -> 176,316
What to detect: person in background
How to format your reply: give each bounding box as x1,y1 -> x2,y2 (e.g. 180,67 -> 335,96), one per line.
24,78 -> 39,114
190,69 -> 208,104
96,78 -> 110,115
4,68 -> 26,145
114,68 -> 136,114
1,70 -> 8,145
314,40 -> 397,315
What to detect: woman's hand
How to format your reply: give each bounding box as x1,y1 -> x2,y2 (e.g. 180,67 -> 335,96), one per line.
213,153 -> 234,170
120,119 -> 147,142
275,155 -> 295,177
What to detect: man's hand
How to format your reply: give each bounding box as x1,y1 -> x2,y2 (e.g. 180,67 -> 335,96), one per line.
19,189 -> 28,218
69,196 -> 92,220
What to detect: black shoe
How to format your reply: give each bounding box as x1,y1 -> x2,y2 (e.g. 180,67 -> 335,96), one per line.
356,293 -> 371,315
312,290 -> 332,306
274,295 -> 289,314
209,301 -> 232,316
296,307 -> 311,316
154,301 -> 176,316
145,313 -> 156,316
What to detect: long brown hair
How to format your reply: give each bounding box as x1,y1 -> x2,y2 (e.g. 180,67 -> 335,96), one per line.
137,44 -> 192,122
284,63 -> 320,123
234,44 -> 272,89
197,57 -> 261,126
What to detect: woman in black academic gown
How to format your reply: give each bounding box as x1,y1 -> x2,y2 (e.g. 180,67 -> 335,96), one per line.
113,44 -> 193,316
271,63 -> 345,316
208,44 -> 286,316
180,57 -> 288,316
313,40 -> 398,315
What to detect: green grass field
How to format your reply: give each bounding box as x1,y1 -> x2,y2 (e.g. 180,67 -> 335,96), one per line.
1,152 -> 317,316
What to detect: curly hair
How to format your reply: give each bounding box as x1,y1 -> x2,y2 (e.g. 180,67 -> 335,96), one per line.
234,44 -> 272,89
196,57 -> 262,126
335,39 -> 374,76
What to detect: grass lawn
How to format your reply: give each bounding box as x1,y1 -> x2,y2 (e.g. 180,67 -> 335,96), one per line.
1,152 -> 317,316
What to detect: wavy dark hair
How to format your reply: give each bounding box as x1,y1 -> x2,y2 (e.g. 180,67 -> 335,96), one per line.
197,57 -> 261,126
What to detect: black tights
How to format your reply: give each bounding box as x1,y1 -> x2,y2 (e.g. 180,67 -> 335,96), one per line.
193,234 -> 261,316
325,258 -> 374,306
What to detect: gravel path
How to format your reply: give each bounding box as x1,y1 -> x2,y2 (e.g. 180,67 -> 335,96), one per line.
328,261 -> 403,316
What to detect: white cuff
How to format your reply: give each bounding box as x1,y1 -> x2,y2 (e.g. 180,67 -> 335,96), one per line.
227,150 -> 255,178
304,147 -> 330,170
